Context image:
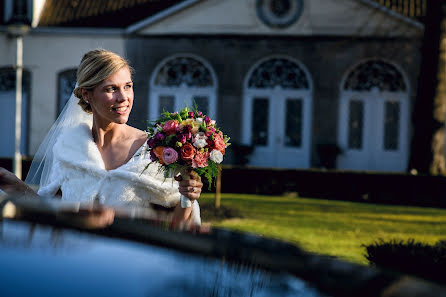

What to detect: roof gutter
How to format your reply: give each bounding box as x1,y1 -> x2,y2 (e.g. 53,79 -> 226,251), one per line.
125,0 -> 202,34
23,27 -> 125,35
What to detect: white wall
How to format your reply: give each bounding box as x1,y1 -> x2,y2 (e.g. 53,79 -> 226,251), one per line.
139,0 -> 311,35
139,0 -> 422,37
1,33 -> 125,155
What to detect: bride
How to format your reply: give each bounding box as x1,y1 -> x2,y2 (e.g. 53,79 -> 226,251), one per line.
0,49 -> 202,227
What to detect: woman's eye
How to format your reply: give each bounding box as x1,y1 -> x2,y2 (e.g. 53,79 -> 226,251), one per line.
125,84 -> 132,90
106,86 -> 116,92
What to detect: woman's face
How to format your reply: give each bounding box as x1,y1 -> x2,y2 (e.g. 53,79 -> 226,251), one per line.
87,67 -> 134,125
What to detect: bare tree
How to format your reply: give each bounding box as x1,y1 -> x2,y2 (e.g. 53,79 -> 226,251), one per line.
409,0 -> 446,175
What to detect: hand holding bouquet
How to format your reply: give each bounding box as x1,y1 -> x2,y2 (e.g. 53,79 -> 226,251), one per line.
146,106 -> 230,208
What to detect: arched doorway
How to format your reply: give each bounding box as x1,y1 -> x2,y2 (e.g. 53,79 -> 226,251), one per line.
242,56 -> 313,168
0,68 -> 30,157
149,55 -> 217,121
337,59 -> 409,171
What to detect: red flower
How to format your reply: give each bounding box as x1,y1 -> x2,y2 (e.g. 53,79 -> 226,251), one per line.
180,143 -> 196,162
206,139 -> 214,150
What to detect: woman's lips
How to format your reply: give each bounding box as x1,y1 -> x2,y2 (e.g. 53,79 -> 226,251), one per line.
112,105 -> 129,114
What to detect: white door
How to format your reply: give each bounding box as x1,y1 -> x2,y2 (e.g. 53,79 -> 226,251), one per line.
337,90 -> 409,171
243,89 -> 311,168
0,91 -> 28,157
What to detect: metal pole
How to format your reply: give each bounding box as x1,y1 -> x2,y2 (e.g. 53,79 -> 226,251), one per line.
13,35 -> 23,180
215,165 -> 221,208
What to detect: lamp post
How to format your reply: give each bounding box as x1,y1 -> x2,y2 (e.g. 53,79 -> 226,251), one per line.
7,2 -> 30,180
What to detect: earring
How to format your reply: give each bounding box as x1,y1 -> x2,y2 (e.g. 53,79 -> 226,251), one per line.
84,99 -> 89,104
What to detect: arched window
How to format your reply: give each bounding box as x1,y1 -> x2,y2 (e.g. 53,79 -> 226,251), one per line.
343,60 -> 406,92
0,67 -> 30,157
338,59 -> 409,172
149,55 -> 217,121
57,69 -> 77,115
242,57 -> 313,168
248,58 -> 309,89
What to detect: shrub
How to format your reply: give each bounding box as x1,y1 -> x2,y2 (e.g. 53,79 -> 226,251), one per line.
199,199 -> 242,221
363,239 -> 446,284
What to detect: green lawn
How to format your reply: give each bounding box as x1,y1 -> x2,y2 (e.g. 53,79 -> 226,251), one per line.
199,194 -> 446,265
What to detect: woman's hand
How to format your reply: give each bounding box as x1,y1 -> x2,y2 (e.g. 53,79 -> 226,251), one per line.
171,170 -> 203,228
58,205 -> 115,229
0,167 -> 36,196
175,170 -> 203,201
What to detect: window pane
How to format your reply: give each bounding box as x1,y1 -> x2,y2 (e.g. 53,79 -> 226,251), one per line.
348,100 -> 363,149
0,91 -> 28,156
154,57 -> 213,87
193,96 -> 209,116
384,101 -> 400,150
252,98 -> 269,146
0,69 -> 30,156
159,95 -> 174,115
285,98 -> 302,147
248,58 -> 309,90
343,60 -> 406,92
58,70 -> 77,115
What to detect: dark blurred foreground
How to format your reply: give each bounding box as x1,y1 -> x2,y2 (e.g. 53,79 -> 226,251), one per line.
1,195 -> 445,297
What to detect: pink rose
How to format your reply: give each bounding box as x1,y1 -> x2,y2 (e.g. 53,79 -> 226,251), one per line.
192,151 -> 209,168
213,134 -> 226,153
163,120 -> 179,135
162,147 -> 178,165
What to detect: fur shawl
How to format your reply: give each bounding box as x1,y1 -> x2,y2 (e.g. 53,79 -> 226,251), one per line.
38,123 -> 200,224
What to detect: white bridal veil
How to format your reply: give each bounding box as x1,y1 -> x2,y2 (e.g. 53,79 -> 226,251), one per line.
25,87 -> 92,189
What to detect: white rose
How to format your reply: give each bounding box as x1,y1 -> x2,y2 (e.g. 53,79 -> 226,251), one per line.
196,117 -> 203,124
210,149 -> 223,164
193,132 -> 208,148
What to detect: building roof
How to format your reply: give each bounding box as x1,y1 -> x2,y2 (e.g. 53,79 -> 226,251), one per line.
38,0 -> 187,28
1,0 -> 425,29
370,0 -> 426,23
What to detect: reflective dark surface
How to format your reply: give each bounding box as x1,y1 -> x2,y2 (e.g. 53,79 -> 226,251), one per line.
0,220 -> 326,297
1,196 -> 445,297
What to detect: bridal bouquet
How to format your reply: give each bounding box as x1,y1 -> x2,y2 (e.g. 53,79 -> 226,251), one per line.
145,106 -> 230,208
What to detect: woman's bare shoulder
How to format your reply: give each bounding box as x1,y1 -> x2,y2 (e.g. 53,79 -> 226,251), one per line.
126,125 -> 148,140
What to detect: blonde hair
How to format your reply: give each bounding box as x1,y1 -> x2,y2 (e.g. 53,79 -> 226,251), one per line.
73,49 -> 133,113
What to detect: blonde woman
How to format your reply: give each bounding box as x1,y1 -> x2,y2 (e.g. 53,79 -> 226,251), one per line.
0,49 -> 202,227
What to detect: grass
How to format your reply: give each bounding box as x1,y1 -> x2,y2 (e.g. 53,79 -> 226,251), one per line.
199,193 -> 446,265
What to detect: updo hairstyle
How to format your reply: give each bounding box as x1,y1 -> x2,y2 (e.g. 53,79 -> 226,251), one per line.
73,49 -> 133,113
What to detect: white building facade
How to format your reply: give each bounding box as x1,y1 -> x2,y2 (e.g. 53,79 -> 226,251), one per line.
0,0 -> 425,173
